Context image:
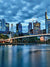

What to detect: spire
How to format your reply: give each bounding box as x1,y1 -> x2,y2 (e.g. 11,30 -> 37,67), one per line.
45,9 -> 48,19
46,9 -> 47,12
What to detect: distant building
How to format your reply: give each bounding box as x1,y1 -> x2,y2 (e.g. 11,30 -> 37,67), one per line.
0,19 -> 10,34
45,10 -> 50,33
5,23 -> 9,32
11,24 -> 13,32
0,20 -> 2,31
40,29 -> 46,34
33,21 -> 40,34
28,22 -> 32,34
16,23 -> 22,35
1,19 -> 6,31
29,29 -> 33,35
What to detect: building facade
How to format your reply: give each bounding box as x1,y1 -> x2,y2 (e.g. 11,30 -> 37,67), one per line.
28,22 -> 32,34
16,23 -> 22,35
40,29 -> 46,34
45,11 -> 50,33
1,19 -> 6,31
33,21 -> 40,35
5,23 -> 9,32
11,24 -> 13,32
0,19 -> 10,34
0,20 -> 2,31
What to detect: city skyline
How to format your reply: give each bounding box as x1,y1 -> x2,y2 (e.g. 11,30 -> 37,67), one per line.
0,0 -> 50,32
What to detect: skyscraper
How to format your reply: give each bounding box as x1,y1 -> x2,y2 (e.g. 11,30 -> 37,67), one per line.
5,23 -> 9,32
0,20 -> 2,31
1,19 -> 6,31
33,21 -> 40,35
16,23 -> 22,35
45,11 -> 50,33
28,22 -> 32,33
11,24 -> 13,32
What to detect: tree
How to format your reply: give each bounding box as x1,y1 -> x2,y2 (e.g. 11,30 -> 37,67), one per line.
0,34 -> 9,39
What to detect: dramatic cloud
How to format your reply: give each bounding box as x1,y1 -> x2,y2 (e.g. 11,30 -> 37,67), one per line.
0,0 -> 49,32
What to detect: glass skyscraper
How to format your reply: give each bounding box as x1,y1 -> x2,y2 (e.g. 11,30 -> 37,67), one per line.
5,23 -> 9,32
1,19 -> 6,31
45,11 -> 50,33
0,20 -> 2,31
28,22 -> 32,33
33,21 -> 40,35
16,23 -> 22,34
0,19 -> 9,34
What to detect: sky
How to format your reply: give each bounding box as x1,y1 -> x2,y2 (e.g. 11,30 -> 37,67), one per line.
0,0 -> 50,33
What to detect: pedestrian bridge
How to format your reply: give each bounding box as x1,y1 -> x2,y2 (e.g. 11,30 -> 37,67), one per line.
0,33 -> 50,42
12,33 -> 50,39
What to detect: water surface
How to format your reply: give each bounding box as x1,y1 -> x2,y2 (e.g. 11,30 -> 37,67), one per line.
0,44 -> 50,67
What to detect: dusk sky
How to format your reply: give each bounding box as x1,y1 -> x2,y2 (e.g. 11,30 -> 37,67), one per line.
0,0 -> 50,32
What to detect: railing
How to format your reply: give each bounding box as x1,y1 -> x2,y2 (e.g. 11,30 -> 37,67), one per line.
0,33 -> 50,42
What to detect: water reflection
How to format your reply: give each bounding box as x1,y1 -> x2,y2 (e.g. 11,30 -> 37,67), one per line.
0,45 -> 50,67
1,46 -> 4,67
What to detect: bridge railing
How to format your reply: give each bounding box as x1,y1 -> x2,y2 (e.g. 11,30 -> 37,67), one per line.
0,33 -> 50,41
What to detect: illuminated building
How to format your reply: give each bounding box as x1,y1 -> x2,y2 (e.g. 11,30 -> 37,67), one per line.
45,10 -> 50,33
16,23 -> 22,35
28,22 -> 32,34
33,21 -> 40,34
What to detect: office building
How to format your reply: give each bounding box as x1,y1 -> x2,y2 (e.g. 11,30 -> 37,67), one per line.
0,19 -> 10,34
16,23 -> 22,35
28,22 -> 32,34
33,21 -> 40,34
11,24 -> 13,32
5,23 -> 9,32
29,29 -> 33,35
0,20 -> 2,31
45,11 -> 50,33
40,29 -> 46,34
1,19 -> 6,31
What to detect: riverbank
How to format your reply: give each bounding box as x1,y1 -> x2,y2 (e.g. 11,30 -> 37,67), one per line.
0,42 -> 50,45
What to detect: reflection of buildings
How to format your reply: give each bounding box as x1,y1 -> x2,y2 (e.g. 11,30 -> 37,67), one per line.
28,22 -> 32,34
45,11 -> 50,33
33,21 -> 40,35
16,23 -> 22,35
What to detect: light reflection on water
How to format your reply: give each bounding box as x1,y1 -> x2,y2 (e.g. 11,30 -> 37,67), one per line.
0,44 -> 50,67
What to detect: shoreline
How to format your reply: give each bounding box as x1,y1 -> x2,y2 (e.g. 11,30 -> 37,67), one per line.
0,43 -> 50,45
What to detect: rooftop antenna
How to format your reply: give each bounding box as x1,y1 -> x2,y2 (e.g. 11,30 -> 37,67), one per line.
46,9 -> 47,12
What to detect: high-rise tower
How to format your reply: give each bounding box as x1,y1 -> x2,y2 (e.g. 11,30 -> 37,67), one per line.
33,21 -> 40,34
1,19 -> 6,31
45,11 -> 50,33
28,22 -> 32,33
0,20 -> 2,31
16,23 -> 22,35
45,10 -> 47,19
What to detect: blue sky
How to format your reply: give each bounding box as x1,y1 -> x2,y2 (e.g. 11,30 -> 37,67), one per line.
0,0 -> 50,33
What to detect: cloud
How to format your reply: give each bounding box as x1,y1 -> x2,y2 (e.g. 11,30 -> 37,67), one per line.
0,0 -> 49,32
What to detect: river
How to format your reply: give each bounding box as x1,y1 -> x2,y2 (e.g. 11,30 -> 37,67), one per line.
0,44 -> 50,67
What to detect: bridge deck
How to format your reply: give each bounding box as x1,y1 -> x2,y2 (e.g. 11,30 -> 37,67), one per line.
0,34 -> 50,41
